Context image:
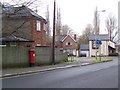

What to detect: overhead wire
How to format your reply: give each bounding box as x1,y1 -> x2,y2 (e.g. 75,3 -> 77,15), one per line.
2,0 -> 50,38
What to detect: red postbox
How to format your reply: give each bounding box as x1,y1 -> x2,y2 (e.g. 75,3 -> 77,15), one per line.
29,49 -> 35,66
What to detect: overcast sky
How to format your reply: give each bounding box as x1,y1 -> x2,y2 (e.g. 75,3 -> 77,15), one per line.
39,0 -> 119,36
56,0 -> 119,35
2,0 -> 119,36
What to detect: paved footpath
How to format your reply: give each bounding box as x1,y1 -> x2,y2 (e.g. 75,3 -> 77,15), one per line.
1,56 -> 117,78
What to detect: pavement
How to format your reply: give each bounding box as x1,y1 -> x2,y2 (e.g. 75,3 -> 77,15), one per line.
1,56 -> 117,78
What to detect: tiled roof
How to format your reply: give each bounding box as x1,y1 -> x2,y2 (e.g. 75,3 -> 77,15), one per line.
55,34 -> 77,43
55,35 -> 67,42
0,34 -> 33,42
62,34 -> 77,42
2,5 -> 46,22
89,34 -> 109,41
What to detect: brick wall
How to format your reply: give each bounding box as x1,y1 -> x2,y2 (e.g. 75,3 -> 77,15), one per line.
2,17 -> 32,40
17,42 -> 33,47
118,45 -> 120,52
62,36 -> 77,49
32,18 -> 46,47
2,16 -> 46,47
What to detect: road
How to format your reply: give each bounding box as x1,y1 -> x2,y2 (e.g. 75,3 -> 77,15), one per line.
2,58 -> 118,88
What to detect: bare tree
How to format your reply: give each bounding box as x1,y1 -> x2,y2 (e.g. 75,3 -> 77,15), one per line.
56,7 -> 62,35
45,5 -> 52,45
61,25 -> 74,35
78,24 -> 94,45
105,14 -> 117,41
4,0 -> 44,8
2,0 -> 46,35
46,5 -> 50,37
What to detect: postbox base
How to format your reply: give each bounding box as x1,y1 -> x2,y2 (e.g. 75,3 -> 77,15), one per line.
30,63 -> 35,67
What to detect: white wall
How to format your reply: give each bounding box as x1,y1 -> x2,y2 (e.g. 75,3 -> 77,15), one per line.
89,41 -> 108,57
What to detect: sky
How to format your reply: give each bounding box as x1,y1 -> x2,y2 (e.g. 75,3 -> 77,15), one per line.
1,0 -> 120,36
38,0 -> 119,36
56,0 -> 119,35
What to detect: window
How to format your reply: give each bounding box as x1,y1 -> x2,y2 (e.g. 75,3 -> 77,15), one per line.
36,20 -> 41,31
43,23 -> 46,31
66,49 -> 73,55
37,44 -> 41,46
0,41 -> 6,47
66,42 -> 72,46
92,40 -> 99,49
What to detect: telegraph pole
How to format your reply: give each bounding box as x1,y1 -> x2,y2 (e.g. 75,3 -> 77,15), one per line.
95,7 -> 98,60
52,0 -> 56,65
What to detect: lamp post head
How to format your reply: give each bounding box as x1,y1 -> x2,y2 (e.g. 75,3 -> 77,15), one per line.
101,10 -> 106,12
97,10 -> 106,13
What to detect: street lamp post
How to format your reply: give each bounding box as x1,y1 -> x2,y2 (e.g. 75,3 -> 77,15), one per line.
95,7 -> 105,34
95,7 -> 105,60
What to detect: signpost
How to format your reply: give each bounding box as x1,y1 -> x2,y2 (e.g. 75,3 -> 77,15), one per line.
98,40 -> 102,61
98,40 -> 102,45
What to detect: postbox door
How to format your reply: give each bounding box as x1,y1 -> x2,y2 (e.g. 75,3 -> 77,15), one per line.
30,50 -> 35,64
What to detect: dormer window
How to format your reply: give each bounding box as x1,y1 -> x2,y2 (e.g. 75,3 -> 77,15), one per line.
36,20 -> 41,31
66,42 -> 72,46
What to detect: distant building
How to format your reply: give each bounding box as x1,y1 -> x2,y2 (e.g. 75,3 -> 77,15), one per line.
1,5 -> 47,47
80,44 -> 89,57
89,34 -> 113,57
55,34 -> 77,56
115,39 -> 120,54
115,27 -> 120,53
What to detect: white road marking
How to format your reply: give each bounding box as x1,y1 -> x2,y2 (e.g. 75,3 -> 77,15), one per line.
81,63 -> 90,66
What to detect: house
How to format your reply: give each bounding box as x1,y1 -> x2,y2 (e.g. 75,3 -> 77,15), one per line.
115,27 -> 120,53
55,34 -> 77,56
115,38 -> 120,54
1,5 -> 47,47
89,34 -> 110,57
108,40 -> 116,55
80,44 -> 89,57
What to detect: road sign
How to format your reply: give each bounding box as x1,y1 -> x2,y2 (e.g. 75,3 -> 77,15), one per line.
98,40 -> 102,45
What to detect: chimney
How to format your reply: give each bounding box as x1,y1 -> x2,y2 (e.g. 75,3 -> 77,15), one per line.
74,34 -> 76,40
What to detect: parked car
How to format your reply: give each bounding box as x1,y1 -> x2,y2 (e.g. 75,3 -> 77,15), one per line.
79,53 -> 86,57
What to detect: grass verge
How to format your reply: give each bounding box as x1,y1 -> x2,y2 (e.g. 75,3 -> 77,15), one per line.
67,57 -> 76,62
93,57 -> 112,63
